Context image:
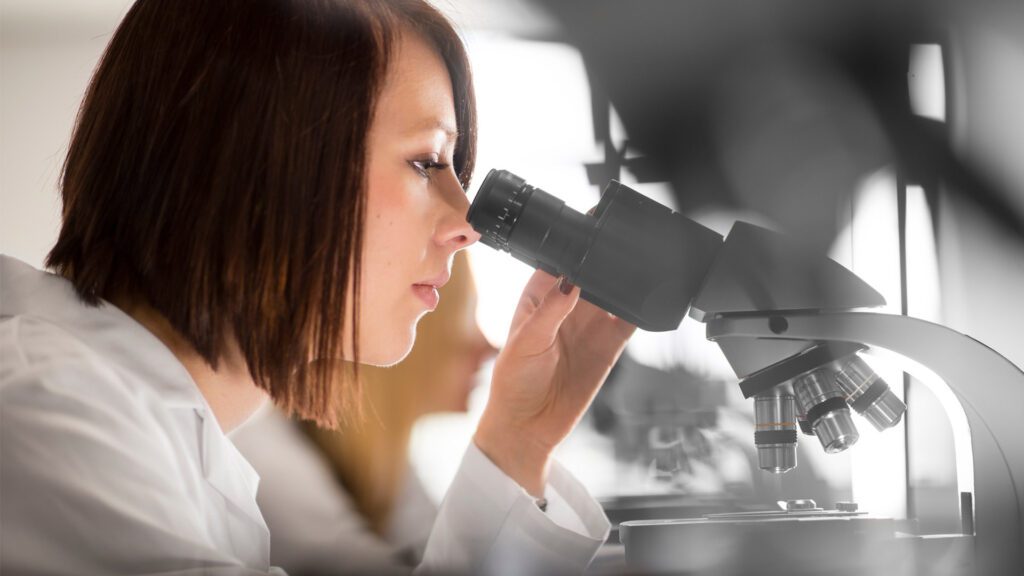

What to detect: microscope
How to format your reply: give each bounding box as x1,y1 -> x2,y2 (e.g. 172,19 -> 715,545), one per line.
468,169 -> 1024,575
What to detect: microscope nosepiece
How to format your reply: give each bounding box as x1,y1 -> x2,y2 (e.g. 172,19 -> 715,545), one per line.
835,355 -> 907,431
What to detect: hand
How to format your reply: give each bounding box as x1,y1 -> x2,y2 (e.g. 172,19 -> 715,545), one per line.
474,270 -> 637,496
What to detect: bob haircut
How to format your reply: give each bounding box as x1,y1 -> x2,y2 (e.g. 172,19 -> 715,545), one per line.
46,0 -> 477,427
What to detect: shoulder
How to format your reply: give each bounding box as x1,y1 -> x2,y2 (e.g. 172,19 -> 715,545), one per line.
0,310 -> 202,465
1,317 -> 218,572
2,314 -> 120,386
1,314 -> 152,427
1,310 -> 195,417
1,314 -> 187,471
0,314 -> 202,510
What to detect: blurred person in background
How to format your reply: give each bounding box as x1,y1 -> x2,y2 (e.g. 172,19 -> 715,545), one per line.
232,251 -> 498,574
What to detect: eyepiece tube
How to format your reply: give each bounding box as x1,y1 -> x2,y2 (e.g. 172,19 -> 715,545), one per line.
467,170 -> 540,252
467,169 -> 723,332
834,355 -> 907,431
793,368 -> 859,454
754,390 -> 798,473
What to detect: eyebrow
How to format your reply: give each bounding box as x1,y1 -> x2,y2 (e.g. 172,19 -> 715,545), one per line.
409,118 -> 459,142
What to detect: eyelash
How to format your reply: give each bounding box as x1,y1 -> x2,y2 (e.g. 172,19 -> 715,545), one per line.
410,159 -> 450,178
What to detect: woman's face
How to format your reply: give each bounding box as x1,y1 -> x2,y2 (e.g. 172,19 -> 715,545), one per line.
353,31 -> 479,366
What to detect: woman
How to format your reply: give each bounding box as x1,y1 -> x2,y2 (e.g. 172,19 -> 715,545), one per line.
232,251 -> 498,573
0,0 -> 635,574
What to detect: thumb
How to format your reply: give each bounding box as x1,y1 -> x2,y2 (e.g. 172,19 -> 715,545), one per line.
512,277 -> 580,355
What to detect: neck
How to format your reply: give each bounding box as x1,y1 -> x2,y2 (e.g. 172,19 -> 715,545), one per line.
112,296 -> 267,432
366,410 -> 416,516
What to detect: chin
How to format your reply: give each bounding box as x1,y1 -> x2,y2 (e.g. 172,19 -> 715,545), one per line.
360,323 -> 417,367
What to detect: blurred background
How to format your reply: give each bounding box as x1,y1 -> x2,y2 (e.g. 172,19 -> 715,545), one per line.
3,0 -> 1023,559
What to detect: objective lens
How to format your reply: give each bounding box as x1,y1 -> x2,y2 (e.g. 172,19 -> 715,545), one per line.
754,390 -> 798,473
834,355 -> 907,431
793,368 -> 859,454
467,169 -> 723,332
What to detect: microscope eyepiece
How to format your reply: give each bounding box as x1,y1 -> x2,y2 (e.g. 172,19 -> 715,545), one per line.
466,169 -> 534,251
467,169 -> 723,332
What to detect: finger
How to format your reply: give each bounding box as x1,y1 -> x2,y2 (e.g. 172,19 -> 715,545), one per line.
588,315 -> 638,352
509,269 -> 560,331
599,317 -> 638,355
562,298 -> 617,334
583,301 -> 637,338
612,315 -> 639,339
511,277 -> 580,355
565,301 -> 637,354
588,315 -> 635,353
585,310 -> 637,339
509,203 -> 594,332
559,318 -> 634,404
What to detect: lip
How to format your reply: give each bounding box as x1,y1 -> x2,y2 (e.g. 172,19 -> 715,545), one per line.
412,284 -> 440,310
415,269 -> 451,289
412,269 -> 449,311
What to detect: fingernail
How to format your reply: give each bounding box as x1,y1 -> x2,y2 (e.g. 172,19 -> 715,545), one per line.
558,275 -> 574,295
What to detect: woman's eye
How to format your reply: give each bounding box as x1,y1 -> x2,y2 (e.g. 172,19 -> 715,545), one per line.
410,158 -> 450,178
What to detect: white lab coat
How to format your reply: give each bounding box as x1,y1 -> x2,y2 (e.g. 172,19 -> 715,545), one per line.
0,255 -> 611,575
232,406 -> 611,574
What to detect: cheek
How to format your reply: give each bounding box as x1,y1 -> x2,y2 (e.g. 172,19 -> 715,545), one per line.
363,179 -> 408,283
354,178 -> 428,365
364,171 -> 430,262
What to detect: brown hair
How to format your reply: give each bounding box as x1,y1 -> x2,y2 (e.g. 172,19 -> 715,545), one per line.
46,0 -> 476,427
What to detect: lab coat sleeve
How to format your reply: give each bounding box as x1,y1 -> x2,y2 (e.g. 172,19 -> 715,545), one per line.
0,339 -> 278,575
416,442 -> 611,576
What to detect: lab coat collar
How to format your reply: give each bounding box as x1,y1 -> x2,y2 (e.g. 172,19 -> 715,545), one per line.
201,410 -> 267,528
1,255 -> 268,540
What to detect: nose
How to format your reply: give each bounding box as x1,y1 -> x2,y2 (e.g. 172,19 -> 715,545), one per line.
437,178 -> 481,251
445,216 -> 481,251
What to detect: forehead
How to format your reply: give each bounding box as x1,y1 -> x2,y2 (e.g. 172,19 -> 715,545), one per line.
374,30 -> 456,135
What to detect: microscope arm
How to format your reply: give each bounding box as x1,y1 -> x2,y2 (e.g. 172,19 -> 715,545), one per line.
705,311 -> 1024,573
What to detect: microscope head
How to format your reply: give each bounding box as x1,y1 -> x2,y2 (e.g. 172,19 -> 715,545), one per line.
691,222 -> 906,472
